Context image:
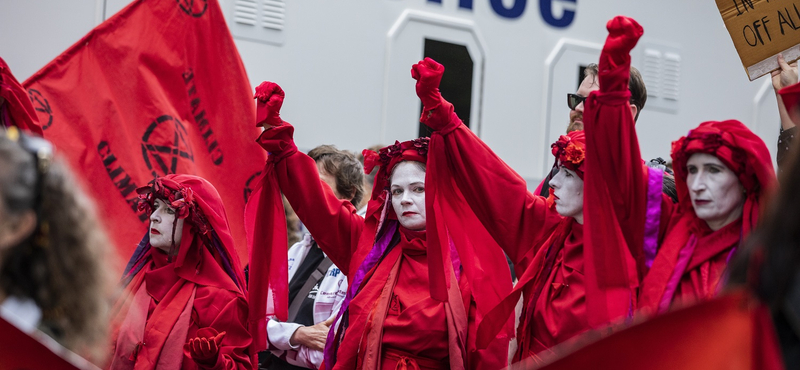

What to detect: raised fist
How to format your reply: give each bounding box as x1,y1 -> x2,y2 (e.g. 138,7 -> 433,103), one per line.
603,16 -> 643,59
185,328 -> 226,367
599,16 -> 643,92
411,57 -> 445,111
254,81 -> 285,127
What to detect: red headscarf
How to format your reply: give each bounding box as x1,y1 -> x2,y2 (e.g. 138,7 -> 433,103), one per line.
640,120 -> 775,312
551,130 -> 586,179
123,174 -> 247,294
361,138 -> 428,218
669,120 -> 774,235
0,57 -> 43,136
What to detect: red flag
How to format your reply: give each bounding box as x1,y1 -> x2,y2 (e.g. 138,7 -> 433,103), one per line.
0,316 -> 91,370
519,290 -> 784,370
23,0 -> 265,266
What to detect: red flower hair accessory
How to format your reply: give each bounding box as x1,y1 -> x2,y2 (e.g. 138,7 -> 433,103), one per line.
137,177 -> 211,236
550,130 -> 586,178
362,137 -> 429,179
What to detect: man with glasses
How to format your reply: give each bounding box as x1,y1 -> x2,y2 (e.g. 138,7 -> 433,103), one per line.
536,63 -> 648,197
567,63 -> 647,133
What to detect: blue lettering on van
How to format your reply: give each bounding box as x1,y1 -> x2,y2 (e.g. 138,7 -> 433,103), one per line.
539,0 -> 576,28
425,0 -> 575,27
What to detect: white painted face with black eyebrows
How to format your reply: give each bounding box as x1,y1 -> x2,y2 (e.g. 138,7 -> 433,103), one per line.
390,161 -> 426,231
686,153 -> 745,231
549,166 -> 584,224
149,198 -> 185,252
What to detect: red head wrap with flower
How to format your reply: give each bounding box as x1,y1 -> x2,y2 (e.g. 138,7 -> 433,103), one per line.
551,130 -> 586,179
362,137 -> 429,203
124,174 -> 246,294
670,120 -> 775,234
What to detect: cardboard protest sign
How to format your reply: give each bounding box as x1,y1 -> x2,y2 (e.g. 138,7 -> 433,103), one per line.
716,0 -> 800,80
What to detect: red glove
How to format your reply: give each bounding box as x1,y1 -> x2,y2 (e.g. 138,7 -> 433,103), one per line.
599,16 -> 643,93
411,57 -> 445,111
185,328 -> 226,368
254,81 -> 285,127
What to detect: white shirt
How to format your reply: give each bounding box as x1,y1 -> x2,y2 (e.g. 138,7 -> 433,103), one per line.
266,234 -> 348,369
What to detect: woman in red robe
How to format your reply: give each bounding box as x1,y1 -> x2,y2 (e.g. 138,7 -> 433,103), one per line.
581,16 -> 777,314
108,175 -> 252,369
410,54 -> 644,362
245,82 -> 513,370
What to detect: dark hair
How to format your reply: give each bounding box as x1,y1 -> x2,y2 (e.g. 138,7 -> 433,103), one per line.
646,157 -> 678,203
584,64 -> 647,122
0,131 -> 115,362
308,145 -> 366,208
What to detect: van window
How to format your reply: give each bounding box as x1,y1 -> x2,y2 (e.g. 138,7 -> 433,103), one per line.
419,39 -> 474,137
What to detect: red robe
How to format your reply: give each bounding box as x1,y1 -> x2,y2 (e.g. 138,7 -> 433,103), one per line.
110,249 -> 252,370
255,128 -> 510,370
581,17 -> 776,314
110,175 -> 251,370
423,104 -> 640,362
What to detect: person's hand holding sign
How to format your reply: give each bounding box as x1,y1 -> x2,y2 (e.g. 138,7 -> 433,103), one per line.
772,54 -> 798,91
772,54 -> 799,129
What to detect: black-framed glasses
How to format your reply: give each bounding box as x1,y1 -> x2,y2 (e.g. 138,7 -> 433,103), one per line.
567,93 -> 586,110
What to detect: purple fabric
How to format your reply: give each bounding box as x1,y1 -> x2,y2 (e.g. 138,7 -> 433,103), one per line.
210,231 -> 242,290
449,236 -> 461,281
658,234 -> 698,313
644,167 -> 664,269
323,219 -> 398,367
122,234 -> 151,286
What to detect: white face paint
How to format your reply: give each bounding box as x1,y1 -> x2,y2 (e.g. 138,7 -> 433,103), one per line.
686,153 -> 745,231
390,161 -> 426,231
549,166 -> 584,223
149,198 -> 185,252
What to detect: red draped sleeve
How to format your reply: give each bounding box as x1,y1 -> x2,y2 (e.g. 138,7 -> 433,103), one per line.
422,106 -> 562,274
259,125 -> 365,276
581,16 -> 648,326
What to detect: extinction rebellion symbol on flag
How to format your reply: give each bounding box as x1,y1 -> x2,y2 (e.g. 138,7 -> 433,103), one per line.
141,115 -> 195,178
27,89 -> 53,130
177,0 -> 208,17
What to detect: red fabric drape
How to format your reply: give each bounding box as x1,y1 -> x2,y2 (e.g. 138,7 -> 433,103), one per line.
0,57 -> 43,136
527,290 -> 784,370
582,16 -> 646,327
0,316 -> 86,369
245,123 -> 296,356
22,0 -> 264,266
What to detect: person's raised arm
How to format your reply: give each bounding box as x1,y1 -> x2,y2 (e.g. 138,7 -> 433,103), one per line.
582,16 -> 648,287
412,58 -> 561,266
254,82 -> 364,274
